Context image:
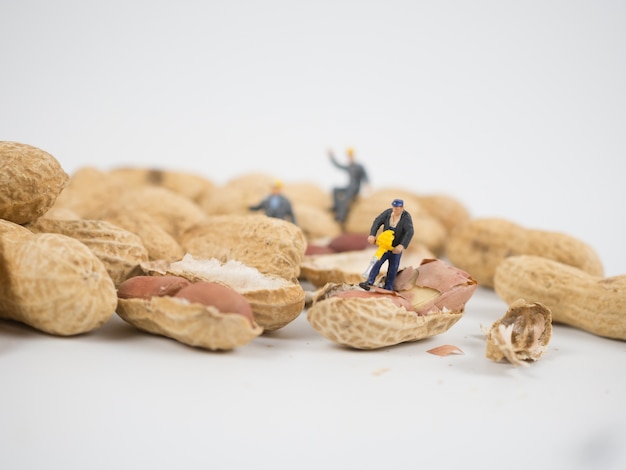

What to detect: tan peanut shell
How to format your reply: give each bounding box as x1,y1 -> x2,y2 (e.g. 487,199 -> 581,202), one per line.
306,259 -> 476,349
179,214 -> 306,282
291,203 -> 342,241
98,209 -> 185,261
108,167 -> 216,208
51,166 -> 129,218
202,172 -> 277,215
415,193 -> 471,234
27,218 -> 149,287
0,231 -> 117,335
307,293 -> 463,350
93,185 -> 209,239
445,218 -> 604,288
116,296 -> 262,350
282,181 -> 332,210
0,141 -> 69,225
485,298 -> 552,366
141,255 -> 306,331
494,255 -> 626,341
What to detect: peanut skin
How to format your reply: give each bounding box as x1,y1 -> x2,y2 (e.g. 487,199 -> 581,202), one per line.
494,255 -> 626,341
117,275 -> 191,299
174,281 -> 255,325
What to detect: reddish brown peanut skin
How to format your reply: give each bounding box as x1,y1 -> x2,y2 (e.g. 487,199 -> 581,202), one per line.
328,232 -> 370,252
174,281 -> 255,325
117,275 -> 191,300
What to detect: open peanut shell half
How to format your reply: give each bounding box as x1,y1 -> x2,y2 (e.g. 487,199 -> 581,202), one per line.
117,295 -> 263,351
306,258 -> 478,349
140,254 -> 306,331
484,298 -> 552,366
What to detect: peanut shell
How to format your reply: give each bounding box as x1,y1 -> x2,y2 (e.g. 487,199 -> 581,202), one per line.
116,295 -> 262,350
0,141 -> 69,224
141,254 -> 306,331
445,218 -> 604,288
27,218 -> 149,287
485,298 -> 552,366
179,214 -> 306,282
494,255 -> 626,340
0,232 -> 117,335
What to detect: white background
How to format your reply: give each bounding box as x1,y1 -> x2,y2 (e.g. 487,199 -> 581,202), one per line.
1,1 -> 625,469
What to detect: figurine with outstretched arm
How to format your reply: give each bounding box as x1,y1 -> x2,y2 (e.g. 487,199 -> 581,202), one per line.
359,199 -> 414,291
328,147 -> 370,227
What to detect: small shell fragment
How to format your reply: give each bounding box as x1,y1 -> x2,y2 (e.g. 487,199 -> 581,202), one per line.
485,298 -> 552,366
426,345 -> 464,356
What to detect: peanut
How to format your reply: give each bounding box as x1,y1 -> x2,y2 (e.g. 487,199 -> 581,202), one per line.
445,218 -> 604,288
327,232 -> 370,252
116,289 -> 262,351
51,166 -> 128,218
494,255 -> 626,341
0,225 -> 117,335
174,281 -> 254,325
116,275 -> 260,350
27,218 -> 149,287
117,275 -> 191,299
0,141 -> 69,224
179,214 -> 306,282
141,254 -> 306,332
98,209 -> 185,261
108,167 -> 216,208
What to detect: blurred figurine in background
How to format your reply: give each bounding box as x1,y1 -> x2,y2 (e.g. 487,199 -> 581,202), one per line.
248,179 -> 297,225
328,147 -> 370,227
359,199 -> 414,291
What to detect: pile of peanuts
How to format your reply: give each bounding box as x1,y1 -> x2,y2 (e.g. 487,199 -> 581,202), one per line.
1,141 -> 623,358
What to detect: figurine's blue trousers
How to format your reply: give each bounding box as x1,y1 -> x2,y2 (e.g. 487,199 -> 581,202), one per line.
367,251 -> 401,290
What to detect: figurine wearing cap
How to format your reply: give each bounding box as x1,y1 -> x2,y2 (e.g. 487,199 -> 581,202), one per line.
249,179 -> 297,224
328,147 -> 370,227
359,198 -> 414,291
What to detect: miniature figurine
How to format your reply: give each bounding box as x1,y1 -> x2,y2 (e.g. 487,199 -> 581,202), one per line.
359,199 -> 414,291
248,179 -> 297,224
328,147 -> 370,227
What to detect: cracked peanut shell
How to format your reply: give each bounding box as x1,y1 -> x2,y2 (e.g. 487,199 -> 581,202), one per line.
307,259 -> 477,349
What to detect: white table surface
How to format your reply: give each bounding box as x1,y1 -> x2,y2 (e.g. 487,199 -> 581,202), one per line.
1,283 -> 624,470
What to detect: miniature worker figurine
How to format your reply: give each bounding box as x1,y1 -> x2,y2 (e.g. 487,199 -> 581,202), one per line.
248,180 -> 297,224
359,198 -> 414,291
328,147 -> 370,227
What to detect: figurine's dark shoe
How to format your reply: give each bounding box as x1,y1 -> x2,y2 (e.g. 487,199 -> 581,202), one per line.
359,282 -> 371,291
